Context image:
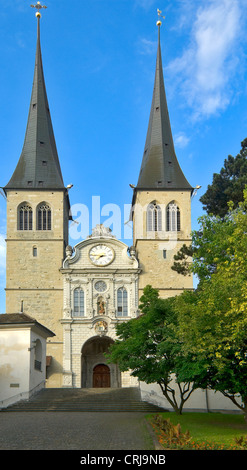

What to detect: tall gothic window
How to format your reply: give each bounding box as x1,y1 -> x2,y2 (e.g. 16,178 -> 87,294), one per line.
37,203 -> 51,230
18,203 -> 33,231
166,202 -> 181,232
147,202 -> 162,231
73,288 -> 84,317
117,287 -> 128,317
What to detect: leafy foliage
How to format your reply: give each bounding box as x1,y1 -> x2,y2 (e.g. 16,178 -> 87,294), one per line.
152,415 -> 191,447
235,436 -> 247,449
200,138 -> 247,217
171,243 -> 193,276
151,414 -> 241,450
172,138 -> 247,276
174,191 -> 247,418
107,285 -> 195,414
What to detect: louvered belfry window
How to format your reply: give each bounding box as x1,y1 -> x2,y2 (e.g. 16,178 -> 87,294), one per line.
37,203 -> 51,230
147,203 -> 162,231
166,203 -> 181,232
18,204 -> 33,230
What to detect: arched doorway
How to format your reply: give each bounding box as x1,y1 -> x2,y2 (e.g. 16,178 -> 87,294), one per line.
93,364 -> 110,388
81,336 -> 121,388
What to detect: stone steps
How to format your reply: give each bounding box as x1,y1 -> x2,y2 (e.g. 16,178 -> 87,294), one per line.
2,387 -> 165,413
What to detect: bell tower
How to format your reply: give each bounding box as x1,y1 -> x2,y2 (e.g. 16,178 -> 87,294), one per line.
132,16 -> 194,299
4,4 -> 70,386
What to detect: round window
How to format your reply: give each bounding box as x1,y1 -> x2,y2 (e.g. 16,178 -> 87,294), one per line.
94,281 -> 107,292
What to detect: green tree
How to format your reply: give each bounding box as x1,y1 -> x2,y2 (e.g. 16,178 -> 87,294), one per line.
171,243 -> 193,277
175,192 -> 247,420
200,138 -> 247,218
172,139 -> 247,276
172,209 -> 235,283
107,285 -> 195,415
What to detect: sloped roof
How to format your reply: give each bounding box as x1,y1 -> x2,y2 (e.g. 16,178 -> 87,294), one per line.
4,18 -> 65,191
136,25 -> 193,191
0,313 -> 55,337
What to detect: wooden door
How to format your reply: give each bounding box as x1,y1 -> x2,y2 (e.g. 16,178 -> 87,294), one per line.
93,364 -> 110,388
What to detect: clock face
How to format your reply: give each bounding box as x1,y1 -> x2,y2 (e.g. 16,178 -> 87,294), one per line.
89,245 -> 114,266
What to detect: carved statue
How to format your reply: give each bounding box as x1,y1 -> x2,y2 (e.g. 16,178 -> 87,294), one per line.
97,296 -> 105,314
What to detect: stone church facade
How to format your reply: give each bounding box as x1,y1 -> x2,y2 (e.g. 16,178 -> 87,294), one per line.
61,225 -> 140,389
3,12 -> 198,398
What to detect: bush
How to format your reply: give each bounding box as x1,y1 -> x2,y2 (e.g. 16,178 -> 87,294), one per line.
151,414 -> 240,450
152,414 -> 191,448
234,436 -> 247,449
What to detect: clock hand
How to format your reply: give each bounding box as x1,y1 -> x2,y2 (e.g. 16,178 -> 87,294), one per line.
92,252 -> 104,257
93,253 -> 106,259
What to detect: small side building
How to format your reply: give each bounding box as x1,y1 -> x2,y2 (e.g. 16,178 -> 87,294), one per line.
0,313 -> 55,409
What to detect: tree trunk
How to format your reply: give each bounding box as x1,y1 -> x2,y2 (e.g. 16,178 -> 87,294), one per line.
158,379 -> 194,415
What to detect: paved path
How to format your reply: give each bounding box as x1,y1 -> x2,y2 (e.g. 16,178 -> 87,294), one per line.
0,411 -> 156,450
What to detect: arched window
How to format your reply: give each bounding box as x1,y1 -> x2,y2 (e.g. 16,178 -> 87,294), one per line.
166,202 -> 181,232
147,202 -> 162,231
73,288 -> 84,317
34,339 -> 42,371
18,203 -> 33,230
117,287 -> 128,317
37,203 -> 52,230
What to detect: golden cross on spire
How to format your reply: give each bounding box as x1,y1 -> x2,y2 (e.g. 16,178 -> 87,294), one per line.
157,8 -> 165,26
30,1 -> 47,18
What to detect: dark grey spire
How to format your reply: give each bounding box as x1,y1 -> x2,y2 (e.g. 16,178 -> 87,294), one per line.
5,15 -> 65,190
136,24 -> 192,191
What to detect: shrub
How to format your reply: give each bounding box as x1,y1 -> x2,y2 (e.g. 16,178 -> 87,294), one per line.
151,414 -> 240,450
152,414 -> 191,448
234,436 -> 247,449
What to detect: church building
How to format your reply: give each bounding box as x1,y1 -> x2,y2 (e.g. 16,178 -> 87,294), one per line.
3,8 -> 193,391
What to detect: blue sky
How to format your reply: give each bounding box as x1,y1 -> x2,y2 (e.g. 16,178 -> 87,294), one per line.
0,0 -> 247,312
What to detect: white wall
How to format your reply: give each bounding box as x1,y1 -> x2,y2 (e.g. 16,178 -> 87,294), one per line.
140,381 -> 242,413
0,328 -> 30,404
0,326 -> 47,408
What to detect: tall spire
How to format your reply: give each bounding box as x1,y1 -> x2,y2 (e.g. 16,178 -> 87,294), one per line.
136,15 -> 192,191
5,3 -> 64,190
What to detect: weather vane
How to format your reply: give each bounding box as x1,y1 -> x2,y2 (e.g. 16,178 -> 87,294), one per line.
157,8 -> 165,26
30,1 -> 47,17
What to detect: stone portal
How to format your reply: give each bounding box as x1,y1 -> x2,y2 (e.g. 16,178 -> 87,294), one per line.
81,336 -> 120,388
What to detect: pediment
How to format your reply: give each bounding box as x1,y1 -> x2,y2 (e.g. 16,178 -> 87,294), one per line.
63,235 -> 138,270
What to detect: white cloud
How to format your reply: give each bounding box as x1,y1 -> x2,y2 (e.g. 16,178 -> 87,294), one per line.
134,0 -> 156,10
138,38 -> 156,55
167,0 -> 244,119
174,132 -> 190,148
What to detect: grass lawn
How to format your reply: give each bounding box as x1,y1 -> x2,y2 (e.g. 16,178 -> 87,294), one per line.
148,412 -> 247,450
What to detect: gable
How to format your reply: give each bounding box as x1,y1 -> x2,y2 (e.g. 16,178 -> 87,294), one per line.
63,237 -> 138,271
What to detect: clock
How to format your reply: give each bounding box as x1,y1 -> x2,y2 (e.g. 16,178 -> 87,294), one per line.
89,244 -> 114,266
